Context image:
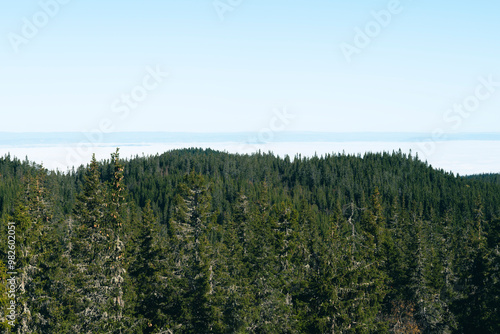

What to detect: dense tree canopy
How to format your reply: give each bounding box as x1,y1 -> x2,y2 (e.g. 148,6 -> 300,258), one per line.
0,148 -> 499,333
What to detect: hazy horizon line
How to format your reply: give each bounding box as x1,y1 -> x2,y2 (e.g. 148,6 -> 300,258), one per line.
1,131 -> 500,147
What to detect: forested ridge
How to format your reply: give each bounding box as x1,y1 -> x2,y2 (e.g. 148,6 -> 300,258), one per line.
466,173 -> 500,185
0,148 -> 499,333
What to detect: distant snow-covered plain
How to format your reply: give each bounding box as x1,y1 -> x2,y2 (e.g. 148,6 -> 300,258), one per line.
1,138 -> 499,176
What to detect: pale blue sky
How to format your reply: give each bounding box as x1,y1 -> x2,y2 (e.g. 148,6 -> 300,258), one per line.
0,0 -> 499,133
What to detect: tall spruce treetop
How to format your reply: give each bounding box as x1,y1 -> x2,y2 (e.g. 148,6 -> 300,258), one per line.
108,148 -> 126,229
70,152 -> 130,332
74,154 -> 106,229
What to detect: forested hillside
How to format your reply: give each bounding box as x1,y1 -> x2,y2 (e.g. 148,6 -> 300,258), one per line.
466,173 -> 500,185
0,148 -> 499,333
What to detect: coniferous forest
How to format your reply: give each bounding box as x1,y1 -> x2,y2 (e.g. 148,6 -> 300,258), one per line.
0,148 -> 499,333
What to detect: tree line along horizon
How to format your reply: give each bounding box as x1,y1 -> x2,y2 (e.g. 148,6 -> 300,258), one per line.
0,148 -> 499,333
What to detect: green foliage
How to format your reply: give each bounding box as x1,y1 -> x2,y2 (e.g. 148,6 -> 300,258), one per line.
0,149 -> 499,333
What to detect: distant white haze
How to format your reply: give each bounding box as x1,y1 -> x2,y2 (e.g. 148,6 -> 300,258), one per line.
1,132 -> 499,176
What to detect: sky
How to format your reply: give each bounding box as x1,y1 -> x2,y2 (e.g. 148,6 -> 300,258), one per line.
0,0 -> 499,134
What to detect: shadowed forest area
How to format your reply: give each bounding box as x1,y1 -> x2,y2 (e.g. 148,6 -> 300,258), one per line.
0,148 -> 499,333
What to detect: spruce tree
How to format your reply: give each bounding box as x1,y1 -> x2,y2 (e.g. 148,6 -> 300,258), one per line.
71,153 -> 128,332
130,200 -> 178,333
168,171 -> 216,332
